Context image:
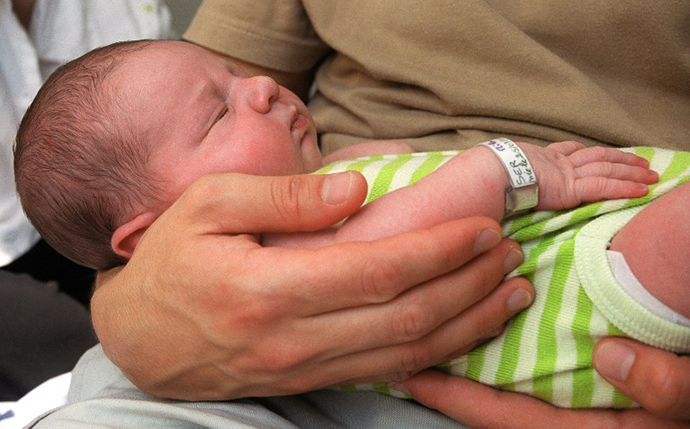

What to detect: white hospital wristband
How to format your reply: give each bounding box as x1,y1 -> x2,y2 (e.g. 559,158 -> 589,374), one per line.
479,138 -> 539,217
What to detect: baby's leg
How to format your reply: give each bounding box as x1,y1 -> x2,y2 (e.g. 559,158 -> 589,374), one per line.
609,181 -> 690,318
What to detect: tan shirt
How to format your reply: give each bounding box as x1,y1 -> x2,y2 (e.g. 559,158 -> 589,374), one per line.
184,0 -> 690,154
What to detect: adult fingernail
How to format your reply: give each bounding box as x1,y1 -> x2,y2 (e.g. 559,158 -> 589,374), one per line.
474,229 -> 501,253
507,288 -> 532,313
594,341 -> 636,382
321,172 -> 354,205
503,247 -> 523,273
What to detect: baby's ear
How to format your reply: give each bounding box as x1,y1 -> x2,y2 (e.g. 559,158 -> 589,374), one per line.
111,212 -> 158,260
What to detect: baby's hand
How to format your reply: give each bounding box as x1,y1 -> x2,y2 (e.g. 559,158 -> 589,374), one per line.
520,141 -> 658,211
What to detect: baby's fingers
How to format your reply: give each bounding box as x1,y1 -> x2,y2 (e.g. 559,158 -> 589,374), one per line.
575,162 -> 659,184
575,177 -> 650,202
568,146 -> 650,168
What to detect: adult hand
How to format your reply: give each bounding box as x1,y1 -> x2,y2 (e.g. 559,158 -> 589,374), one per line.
91,171 -> 533,400
592,338 -> 690,420
401,338 -> 690,428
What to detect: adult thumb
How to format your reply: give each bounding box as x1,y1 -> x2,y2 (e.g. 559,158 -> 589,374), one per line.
593,338 -> 690,420
177,171 -> 368,234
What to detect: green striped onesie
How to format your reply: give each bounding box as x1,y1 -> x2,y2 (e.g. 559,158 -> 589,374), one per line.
317,147 -> 690,408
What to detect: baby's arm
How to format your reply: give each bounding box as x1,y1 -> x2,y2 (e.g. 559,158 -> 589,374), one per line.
265,141 -> 656,247
609,181 -> 690,318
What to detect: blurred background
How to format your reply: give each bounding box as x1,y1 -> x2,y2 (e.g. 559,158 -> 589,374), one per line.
165,0 -> 202,37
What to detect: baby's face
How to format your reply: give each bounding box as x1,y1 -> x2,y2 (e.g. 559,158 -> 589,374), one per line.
111,41 -> 323,208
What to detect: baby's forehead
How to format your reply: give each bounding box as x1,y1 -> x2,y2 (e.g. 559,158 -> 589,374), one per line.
125,40 -> 220,68
109,43 -> 211,98
107,42 -> 222,146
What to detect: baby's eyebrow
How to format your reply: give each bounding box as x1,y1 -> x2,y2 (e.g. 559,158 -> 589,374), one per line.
222,59 -> 250,77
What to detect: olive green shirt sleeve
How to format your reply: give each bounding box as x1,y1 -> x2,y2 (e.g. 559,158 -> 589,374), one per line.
183,0 -> 330,72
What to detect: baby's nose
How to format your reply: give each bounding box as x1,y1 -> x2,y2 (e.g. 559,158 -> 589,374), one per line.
244,75 -> 280,113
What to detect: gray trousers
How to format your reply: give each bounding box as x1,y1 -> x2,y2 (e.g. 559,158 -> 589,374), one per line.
29,345 -> 468,428
0,271 -> 97,401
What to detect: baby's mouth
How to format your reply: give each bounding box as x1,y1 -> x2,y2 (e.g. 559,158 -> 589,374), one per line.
292,114 -> 308,131
291,114 -> 309,144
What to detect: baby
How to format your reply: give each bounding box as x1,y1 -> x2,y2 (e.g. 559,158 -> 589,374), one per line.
14,40 -> 690,408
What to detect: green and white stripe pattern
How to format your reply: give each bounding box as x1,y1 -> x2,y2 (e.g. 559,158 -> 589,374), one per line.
318,147 -> 690,408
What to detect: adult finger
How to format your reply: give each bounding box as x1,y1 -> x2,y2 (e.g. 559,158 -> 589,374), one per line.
594,338 -> 690,420
305,241 -> 526,357
400,370 -> 688,429
237,216 -> 506,314
337,276 -> 533,386
177,171 -> 368,234
158,234 -> 525,398
175,173 -> 509,312
220,238 -> 529,395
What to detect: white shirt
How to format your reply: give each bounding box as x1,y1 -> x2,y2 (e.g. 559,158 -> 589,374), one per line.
0,0 -> 173,266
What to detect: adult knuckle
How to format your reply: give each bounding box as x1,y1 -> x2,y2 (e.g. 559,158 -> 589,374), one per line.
270,335 -> 323,375
642,364 -> 686,414
399,347 -> 432,374
265,352 -> 302,373
250,343 -> 306,374
229,353 -> 262,379
383,370 -> 416,383
394,303 -> 437,341
472,259 -> 496,292
270,176 -> 306,224
274,365 -> 325,394
219,298 -> 278,334
360,255 -> 401,303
